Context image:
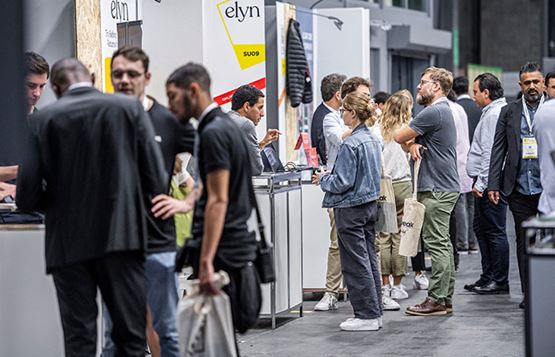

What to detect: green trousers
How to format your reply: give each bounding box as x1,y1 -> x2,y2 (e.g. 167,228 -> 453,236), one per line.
418,191 -> 459,305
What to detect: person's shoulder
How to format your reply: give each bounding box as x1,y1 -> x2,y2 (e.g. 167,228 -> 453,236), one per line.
148,98 -> 174,119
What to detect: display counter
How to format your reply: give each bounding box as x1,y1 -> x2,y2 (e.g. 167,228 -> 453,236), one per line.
253,172 -> 303,328
0,224 -> 65,356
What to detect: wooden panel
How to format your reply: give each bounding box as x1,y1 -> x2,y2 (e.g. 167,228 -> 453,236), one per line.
74,0 -> 102,90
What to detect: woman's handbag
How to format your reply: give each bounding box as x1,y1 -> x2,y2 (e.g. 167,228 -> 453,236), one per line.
399,159 -> 426,257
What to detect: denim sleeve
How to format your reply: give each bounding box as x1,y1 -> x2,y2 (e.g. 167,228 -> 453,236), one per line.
320,144 -> 356,194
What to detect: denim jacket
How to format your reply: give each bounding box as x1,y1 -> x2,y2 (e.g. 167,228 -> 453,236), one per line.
320,123 -> 382,208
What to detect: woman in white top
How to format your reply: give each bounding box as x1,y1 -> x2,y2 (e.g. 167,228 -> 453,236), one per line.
377,90 -> 428,300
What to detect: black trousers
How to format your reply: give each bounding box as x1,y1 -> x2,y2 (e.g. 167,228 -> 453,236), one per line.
507,191 -> 540,293
52,251 -> 146,357
449,210 -> 460,269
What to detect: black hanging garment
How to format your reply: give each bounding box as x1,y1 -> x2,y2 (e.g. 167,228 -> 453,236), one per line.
286,18 -> 313,108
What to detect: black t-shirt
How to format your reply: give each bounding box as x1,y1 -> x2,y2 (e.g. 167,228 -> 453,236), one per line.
192,107 -> 257,267
146,99 -> 195,253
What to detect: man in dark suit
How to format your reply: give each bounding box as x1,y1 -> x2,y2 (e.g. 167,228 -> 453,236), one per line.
310,73 -> 346,166
453,76 -> 482,144
488,62 -> 546,309
17,58 -> 167,356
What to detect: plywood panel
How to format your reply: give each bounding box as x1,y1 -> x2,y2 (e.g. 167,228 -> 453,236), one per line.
74,0 -> 102,90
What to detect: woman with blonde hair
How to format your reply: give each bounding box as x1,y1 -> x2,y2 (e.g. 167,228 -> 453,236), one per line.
377,90 -> 428,301
313,91 -> 383,331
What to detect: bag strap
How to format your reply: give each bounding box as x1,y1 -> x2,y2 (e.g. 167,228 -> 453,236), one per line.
412,159 -> 421,200
247,177 -> 268,249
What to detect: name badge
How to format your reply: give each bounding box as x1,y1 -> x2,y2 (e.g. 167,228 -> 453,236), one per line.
522,136 -> 538,159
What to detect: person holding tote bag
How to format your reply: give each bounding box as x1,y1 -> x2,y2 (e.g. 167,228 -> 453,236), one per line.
376,90 -> 416,301
312,92 -> 383,331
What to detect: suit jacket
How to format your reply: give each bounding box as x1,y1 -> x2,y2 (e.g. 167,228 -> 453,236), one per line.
457,97 -> 482,143
17,86 -> 167,272
310,102 -> 331,165
488,98 -> 523,195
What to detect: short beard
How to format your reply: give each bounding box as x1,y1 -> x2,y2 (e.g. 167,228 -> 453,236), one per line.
416,92 -> 433,106
524,91 -> 541,105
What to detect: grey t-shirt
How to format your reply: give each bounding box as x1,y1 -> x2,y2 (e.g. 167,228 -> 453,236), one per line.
409,98 -> 459,192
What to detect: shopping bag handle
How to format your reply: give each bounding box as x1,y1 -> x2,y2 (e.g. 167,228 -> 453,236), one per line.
412,159 -> 421,200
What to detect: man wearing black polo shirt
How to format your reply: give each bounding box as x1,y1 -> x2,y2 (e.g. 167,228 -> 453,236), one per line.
104,46 -> 195,357
166,63 -> 260,345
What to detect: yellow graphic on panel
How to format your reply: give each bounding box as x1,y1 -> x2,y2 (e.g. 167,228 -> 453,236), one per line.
104,57 -> 114,93
216,0 -> 265,70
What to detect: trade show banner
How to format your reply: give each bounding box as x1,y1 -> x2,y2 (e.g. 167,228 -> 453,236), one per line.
100,0 -> 143,93
203,0 -> 266,112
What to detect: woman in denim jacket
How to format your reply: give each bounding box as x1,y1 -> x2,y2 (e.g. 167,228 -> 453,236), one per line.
313,92 -> 383,331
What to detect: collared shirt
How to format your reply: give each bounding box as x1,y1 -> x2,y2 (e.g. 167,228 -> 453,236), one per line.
67,82 -> 93,91
323,109 -> 345,170
466,97 -> 507,192
198,102 -> 219,123
322,102 -> 336,113
228,110 -> 263,175
515,102 -> 542,195
457,94 -> 472,101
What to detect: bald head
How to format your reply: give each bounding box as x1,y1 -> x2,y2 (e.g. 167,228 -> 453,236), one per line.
50,58 -> 91,97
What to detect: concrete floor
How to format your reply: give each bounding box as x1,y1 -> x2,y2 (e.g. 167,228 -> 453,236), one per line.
239,219 -> 525,357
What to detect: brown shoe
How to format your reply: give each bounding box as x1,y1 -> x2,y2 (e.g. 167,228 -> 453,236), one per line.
405,297 -> 447,316
446,303 -> 453,314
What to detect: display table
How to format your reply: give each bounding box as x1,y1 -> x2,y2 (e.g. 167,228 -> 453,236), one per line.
0,225 -> 65,356
253,172 -> 303,328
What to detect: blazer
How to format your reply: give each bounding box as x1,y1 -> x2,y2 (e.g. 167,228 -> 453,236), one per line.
488,98 -> 523,195
17,86 -> 167,272
310,103 -> 331,165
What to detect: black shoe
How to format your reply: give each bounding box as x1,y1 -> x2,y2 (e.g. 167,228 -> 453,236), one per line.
519,300 -> 525,309
472,281 -> 510,295
464,279 -> 488,292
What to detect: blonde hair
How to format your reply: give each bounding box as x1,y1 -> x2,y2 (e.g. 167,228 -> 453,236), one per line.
380,90 -> 413,142
342,92 -> 377,126
422,66 -> 454,95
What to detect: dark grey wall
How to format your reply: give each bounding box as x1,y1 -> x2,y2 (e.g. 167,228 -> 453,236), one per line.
0,1 -> 26,166
480,0 -> 542,71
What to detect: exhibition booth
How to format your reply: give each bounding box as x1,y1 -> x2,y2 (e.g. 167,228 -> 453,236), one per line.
1,0 -> 373,354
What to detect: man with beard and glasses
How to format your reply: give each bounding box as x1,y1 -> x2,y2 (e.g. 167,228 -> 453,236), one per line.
394,67 -> 459,316
488,62 -> 546,309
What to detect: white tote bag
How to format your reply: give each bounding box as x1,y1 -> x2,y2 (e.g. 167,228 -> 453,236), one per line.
177,271 -> 237,357
376,164 -> 398,234
399,159 -> 426,257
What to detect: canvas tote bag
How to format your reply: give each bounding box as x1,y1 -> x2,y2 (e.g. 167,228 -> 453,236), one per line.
399,159 -> 425,257
376,157 -> 398,233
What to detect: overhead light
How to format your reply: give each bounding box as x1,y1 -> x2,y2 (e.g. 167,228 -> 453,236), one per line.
296,8 -> 344,31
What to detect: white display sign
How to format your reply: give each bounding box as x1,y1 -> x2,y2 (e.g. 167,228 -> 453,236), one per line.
202,0 -> 266,111
100,0 -> 143,92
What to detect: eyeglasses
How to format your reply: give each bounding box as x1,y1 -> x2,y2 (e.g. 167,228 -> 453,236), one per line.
418,79 -> 436,86
111,70 -> 145,79
339,107 -> 348,115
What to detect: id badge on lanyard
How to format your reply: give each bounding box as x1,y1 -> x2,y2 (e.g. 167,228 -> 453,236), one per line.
521,95 -> 543,160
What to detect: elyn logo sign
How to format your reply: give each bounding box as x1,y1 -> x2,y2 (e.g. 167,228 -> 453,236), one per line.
217,0 -> 265,70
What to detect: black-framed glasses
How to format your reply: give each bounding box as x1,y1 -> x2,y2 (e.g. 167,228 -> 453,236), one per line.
111,70 -> 145,79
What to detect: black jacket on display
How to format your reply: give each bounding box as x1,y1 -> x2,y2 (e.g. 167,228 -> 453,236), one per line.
286,18 -> 312,108
17,87 -> 167,272
310,102 -> 331,165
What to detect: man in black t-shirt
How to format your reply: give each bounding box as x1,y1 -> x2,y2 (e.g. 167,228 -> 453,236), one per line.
105,46 -> 195,357
166,63 -> 260,340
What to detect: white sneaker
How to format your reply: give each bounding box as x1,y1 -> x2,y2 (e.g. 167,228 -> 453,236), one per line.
340,318 -> 379,331
314,292 -> 338,311
391,284 -> 409,300
382,295 -> 400,311
382,284 -> 392,297
414,273 -> 429,290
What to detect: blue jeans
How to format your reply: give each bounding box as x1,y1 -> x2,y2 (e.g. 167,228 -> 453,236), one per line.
473,193 -> 509,285
102,252 -> 179,357
334,201 -> 382,320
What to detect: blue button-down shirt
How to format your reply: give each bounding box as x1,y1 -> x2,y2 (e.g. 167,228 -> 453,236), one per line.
515,103 -> 542,195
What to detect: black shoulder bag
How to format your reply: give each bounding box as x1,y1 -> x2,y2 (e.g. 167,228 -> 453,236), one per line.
249,181 -> 276,284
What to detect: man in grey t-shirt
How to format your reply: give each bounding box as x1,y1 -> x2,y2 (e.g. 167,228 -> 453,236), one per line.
394,66 -> 459,316
229,85 -> 280,175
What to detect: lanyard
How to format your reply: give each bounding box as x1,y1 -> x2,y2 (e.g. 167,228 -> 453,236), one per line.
522,95 -> 545,133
